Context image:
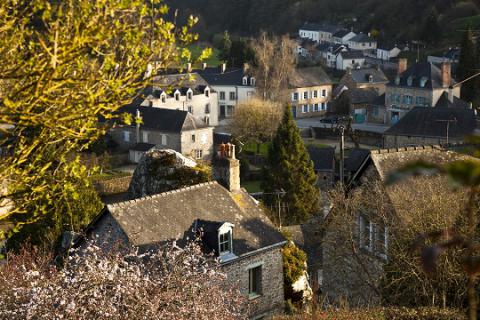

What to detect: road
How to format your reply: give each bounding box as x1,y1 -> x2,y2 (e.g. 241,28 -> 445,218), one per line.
295,116 -> 390,134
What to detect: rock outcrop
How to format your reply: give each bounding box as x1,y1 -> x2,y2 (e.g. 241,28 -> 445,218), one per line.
128,148 -> 211,199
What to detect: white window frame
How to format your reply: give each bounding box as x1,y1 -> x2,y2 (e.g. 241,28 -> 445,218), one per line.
187,90 -> 193,100
219,91 -> 226,101
195,149 -> 203,159
302,104 -> 308,113
250,77 -> 256,86
322,89 -> 327,97
229,92 -> 236,101
187,106 -> 193,114
359,215 -> 373,251
242,76 -> 248,85
161,134 -> 167,146
303,91 -> 308,100
218,229 -> 232,254
292,92 -> 298,102
313,90 -> 318,98
123,131 -> 130,142
142,131 -> 149,143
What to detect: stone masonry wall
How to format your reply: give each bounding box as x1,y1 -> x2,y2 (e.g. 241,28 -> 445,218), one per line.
383,134 -> 465,149
223,246 -> 285,319
93,175 -> 132,195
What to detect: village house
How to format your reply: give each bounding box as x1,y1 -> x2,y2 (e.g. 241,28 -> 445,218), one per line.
332,29 -> 357,45
316,43 -> 348,68
140,72 -> 219,126
385,59 -> 460,124
346,33 -> 377,51
383,104 -> 477,148
321,146 -> 479,305
376,45 -> 401,61
336,51 -> 366,70
366,93 -> 387,124
427,48 -> 460,65
88,145 -> 286,319
338,67 -> 389,94
298,23 -> 341,43
109,105 -> 214,163
333,87 -> 379,123
288,67 -> 333,118
197,64 -> 255,119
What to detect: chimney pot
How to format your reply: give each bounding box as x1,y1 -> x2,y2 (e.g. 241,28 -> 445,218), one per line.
187,63 -> 192,73
202,62 -> 207,70
397,58 -> 407,75
441,62 -> 451,88
213,143 -> 240,192
221,63 -> 226,74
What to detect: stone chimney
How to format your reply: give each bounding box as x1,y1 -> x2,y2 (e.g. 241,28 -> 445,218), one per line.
441,62 -> 451,88
221,63 -> 226,74
202,62 -> 207,70
397,58 -> 407,75
212,143 -> 240,192
187,62 -> 192,73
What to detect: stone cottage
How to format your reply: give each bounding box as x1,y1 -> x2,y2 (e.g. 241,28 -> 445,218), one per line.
88,145 -> 286,319
109,105 -> 214,162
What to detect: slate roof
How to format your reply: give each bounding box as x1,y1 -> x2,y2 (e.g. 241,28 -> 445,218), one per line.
197,67 -> 252,87
103,182 -> 285,256
345,148 -> 371,173
300,23 -> 340,33
384,107 -> 476,139
349,68 -> 389,84
390,62 -> 455,89
130,143 -> 156,152
119,105 -> 209,133
307,146 -> 335,171
349,34 -> 375,43
341,88 -> 379,105
289,66 -> 332,88
340,50 -> 365,59
434,92 -> 471,109
333,29 -> 352,38
372,93 -> 386,106
152,72 -> 211,95
213,132 -> 232,145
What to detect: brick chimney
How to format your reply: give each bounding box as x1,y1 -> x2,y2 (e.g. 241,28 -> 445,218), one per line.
397,58 -> 407,75
441,62 -> 451,88
212,143 -> 240,192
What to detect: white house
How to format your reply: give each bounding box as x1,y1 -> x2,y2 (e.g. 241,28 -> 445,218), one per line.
332,29 -> 356,45
376,45 -> 401,61
316,43 -> 348,68
336,51 -> 366,70
347,33 -> 377,51
198,64 -> 256,119
299,23 -> 341,43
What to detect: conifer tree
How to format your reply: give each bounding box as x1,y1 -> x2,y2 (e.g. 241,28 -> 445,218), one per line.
219,30 -> 232,62
457,26 -> 477,103
262,107 -> 319,225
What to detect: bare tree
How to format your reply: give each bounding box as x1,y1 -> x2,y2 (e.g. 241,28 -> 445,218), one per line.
229,98 -> 282,153
251,32 -> 296,102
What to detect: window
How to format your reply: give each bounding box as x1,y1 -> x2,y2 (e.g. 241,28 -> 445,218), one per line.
205,104 -> 210,114
161,134 -> 167,146
359,215 -> 372,251
322,89 -> 327,97
191,134 -> 196,142
403,95 -> 413,105
187,91 -> 193,100
303,91 -> 308,100
229,92 -> 236,100
219,230 -> 231,254
250,77 -> 256,86
302,104 -> 309,113
248,265 -> 262,297
123,131 -> 130,142
175,92 -> 180,101
374,223 -> 388,257
205,116 -> 210,125
313,103 -> 319,112
195,149 -> 203,159
313,90 -> 318,98
187,106 -> 193,114
219,91 -> 226,100
205,89 -> 209,97
242,76 -> 248,85
292,92 -> 299,101
142,131 -> 149,143
161,94 -> 166,103
373,106 -> 379,116
416,96 -> 427,106
321,102 -> 326,110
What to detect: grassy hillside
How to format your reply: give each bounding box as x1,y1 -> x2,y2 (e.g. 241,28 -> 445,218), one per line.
168,0 -> 480,48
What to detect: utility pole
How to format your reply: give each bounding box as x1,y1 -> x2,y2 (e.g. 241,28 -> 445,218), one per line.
436,118 -> 457,144
339,125 -> 345,185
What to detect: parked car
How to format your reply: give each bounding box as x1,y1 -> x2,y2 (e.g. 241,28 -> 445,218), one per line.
319,116 -> 339,124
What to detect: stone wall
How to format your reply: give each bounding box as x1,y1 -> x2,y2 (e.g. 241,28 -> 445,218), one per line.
383,134 -> 464,149
180,127 -> 214,160
93,175 -> 132,195
223,246 -> 285,319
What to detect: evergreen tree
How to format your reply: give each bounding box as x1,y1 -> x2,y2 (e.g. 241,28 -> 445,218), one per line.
219,30 -> 232,62
457,26 -> 477,103
262,107 -> 319,225
228,39 -> 255,67
422,9 -> 440,44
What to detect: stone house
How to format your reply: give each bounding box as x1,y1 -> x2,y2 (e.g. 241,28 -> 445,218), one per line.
316,43 -> 348,69
336,51 -> 366,70
332,29 -> 357,45
140,72 -> 219,126
346,33 -> 377,51
333,87 -> 379,123
385,59 -> 460,124
288,67 -> 333,119
322,146 -> 479,305
88,146 -> 286,319
338,67 -> 389,94
366,93 -> 387,124
427,48 -> 460,65
109,105 -> 214,162
383,104 -> 477,148
197,64 -> 256,119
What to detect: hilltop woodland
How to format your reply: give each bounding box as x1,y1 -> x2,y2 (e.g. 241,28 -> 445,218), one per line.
169,0 -> 480,47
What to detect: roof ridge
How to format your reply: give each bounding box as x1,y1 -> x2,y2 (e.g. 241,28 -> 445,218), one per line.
107,181 -> 218,209
371,145 -> 444,154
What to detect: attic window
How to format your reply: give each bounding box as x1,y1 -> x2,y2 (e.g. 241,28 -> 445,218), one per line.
187,91 -> 193,100
250,77 -> 256,86
368,74 -> 373,83
394,75 -> 400,85
219,230 -> 232,254
419,77 -> 428,88
161,94 -> 166,103
205,89 -> 210,97
175,92 -> 180,101
407,76 -> 413,86
242,76 -> 248,85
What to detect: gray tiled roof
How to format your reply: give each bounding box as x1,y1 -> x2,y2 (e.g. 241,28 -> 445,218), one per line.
104,182 -> 285,256
340,50 -> 365,59
434,92 -> 471,109
341,88 -> 379,104
390,62 -> 455,89
349,33 -> 375,43
197,67 -> 252,87
349,68 -> 389,84
384,107 -> 476,139
333,29 -> 352,38
300,23 -> 340,33
307,146 -> 335,171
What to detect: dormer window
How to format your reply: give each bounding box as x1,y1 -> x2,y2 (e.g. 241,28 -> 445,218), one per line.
187,90 -> 193,100
395,75 -> 400,85
174,91 -> 180,101
407,76 -> 413,86
250,77 -> 256,86
161,93 -> 166,103
242,76 -> 248,85
368,74 -> 373,83
218,222 -> 234,257
419,77 -> 428,88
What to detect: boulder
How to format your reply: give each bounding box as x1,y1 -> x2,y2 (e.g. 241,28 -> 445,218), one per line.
128,148 -> 210,199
